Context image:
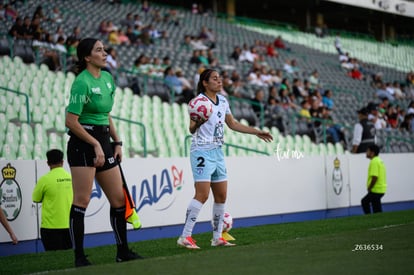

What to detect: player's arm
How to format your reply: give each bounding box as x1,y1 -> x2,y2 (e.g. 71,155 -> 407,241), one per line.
225,113 -> 273,142
368,176 -> 378,192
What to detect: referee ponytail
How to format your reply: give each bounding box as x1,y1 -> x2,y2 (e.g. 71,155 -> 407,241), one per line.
74,38 -> 99,75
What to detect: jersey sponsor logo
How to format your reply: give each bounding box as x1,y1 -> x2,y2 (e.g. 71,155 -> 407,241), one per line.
106,83 -> 112,90
0,163 -> 22,221
91,87 -> 102,95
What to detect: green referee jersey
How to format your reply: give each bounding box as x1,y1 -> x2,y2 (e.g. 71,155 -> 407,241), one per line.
367,156 -> 387,194
32,167 -> 73,229
67,69 -> 116,125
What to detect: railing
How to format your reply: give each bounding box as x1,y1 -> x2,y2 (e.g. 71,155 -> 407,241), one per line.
0,86 -> 30,123
184,135 -> 269,157
229,96 -> 265,128
112,116 -> 147,157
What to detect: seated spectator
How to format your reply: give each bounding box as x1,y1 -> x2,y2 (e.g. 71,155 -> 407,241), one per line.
248,68 -> 266,87
266,42 -> 278,58
4,4 -> 18,21
131,54 -> 150,75
105,47 -> 120,74
251,89 -> 266,118
98,20 -> 110,35
117,29 -> 130,45
52,26 -> 67,43
386,105 -> 399,128
120,12 -> 134,28
322,89 -> 334,110
108,28 -> 120,45
292,78 -> 308,98
67,26 -> 81,42
164,67 -> 193,102
399,113 -> 414,133
367,102 -> 386,129
239,44 -> 257,63
32,32 -> 60,71
32,5 -> 46,21
274,35 -> 286,49
376,83 -> 395,101
392,81 -> 405,99
308,70 -> 320,90
230,46 -> 242,61
348,67 -> 363,80
176,69 -> 195,103
279,86 -> 297,110
126,25 -> 139,45
49,6 -> 63,24
8,17 -> 25,39
299,100 -> 311,120
283,59 -> 299,75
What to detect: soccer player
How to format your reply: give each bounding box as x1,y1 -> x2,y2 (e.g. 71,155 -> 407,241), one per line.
177,69 -> 273,249
32,149 -> 72,251
65,38 -> 142,267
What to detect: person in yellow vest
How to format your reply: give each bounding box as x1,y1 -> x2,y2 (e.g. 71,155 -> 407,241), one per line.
361,144 -> 387,214
32,149 -> 73,250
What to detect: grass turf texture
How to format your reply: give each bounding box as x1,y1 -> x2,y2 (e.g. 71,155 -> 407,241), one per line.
1,209 -> 413,274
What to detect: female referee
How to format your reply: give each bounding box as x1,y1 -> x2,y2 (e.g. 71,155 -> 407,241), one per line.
177,69 -> 273,249
65,38 -> 142,267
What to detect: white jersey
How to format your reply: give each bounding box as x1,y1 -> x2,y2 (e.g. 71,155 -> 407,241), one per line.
190,93 -> 231,151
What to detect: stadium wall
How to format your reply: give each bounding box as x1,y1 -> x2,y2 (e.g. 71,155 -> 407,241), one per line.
1,153 -> 413,256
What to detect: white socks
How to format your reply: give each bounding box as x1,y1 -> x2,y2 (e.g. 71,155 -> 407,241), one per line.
181,199 -> 203,237
212,203 -> 225,240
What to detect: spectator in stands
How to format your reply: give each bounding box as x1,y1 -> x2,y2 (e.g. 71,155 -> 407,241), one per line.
407,100 -> 414,115
308,70 -> 320,90
49,6 -> 63,24
352,107 -> 376,153
198,26 -> 216,49
21,16 -> 33,39
299,100 -> 311,120
392,81 -> 405,99
125,25 -> 139,45
386,104 -> 399,129
266,42 -> 278,58
376,82 -> 394,102
32,149 -> 72,251
239,44 -> 257,63
66,37 -> 79,64
4,4 -> 18,21
164,66 -> 190,101
120,12 -> 134,28
65,38 -> 142,267
29,16 -> 45,40
230,46 -> 241,61
0,201 -> 18,244
251,89 -> 266,119
176,69 -> 195,103
32,32 -> 61,71
8,16 -> 25,39
105,47 -> 120,74
0,4 -> 4,21
266,88 -> 284,132
367,103 -> 386,129
283,59 -> 299,75
67,26 -> 81,42
190,49 -> 202,65
248,68 -> 266,87
322,89 -> 334,110
273,35 -> 287,50
348,66 -> 364,80
117,29 -> 130,45
399,113 -> 414,133
361,144 -> 387,214
320,107 -> 342,144
108,28 -> 120,45
334,32 -> 343,54
32,5 -> 46,21
52,26 -> 67,43
292,78 -> 308,98
279,86 -> 297,110
177,69 -> 272,249
98,20 -> 109,35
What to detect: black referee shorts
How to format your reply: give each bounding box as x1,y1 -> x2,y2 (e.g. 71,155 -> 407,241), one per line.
67,124 -> 117,173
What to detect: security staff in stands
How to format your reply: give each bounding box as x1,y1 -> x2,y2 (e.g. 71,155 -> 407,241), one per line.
352,107 -> 376,153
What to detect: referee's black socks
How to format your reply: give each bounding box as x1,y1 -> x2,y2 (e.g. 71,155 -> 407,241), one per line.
70,205 -> 86,259
110,206 -> 128,253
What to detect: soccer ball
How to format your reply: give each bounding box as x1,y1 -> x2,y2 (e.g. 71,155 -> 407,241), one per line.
222,212 -> 233,232
188,96 -> 213,121
212,212 -> 233,232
